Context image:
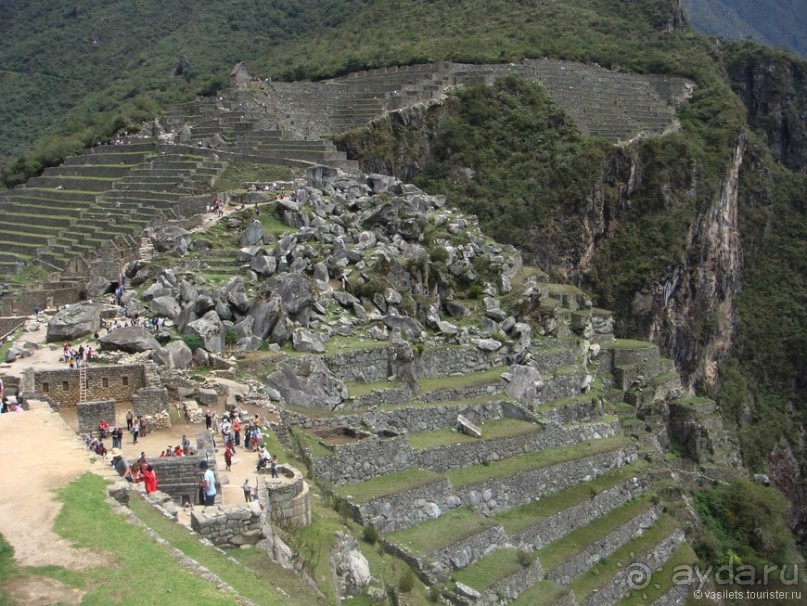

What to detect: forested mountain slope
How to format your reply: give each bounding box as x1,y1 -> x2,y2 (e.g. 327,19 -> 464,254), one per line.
0,0 -> 805,559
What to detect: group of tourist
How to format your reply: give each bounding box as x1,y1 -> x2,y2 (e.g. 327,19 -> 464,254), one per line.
62,342 -> 93,368
158,434 -> 192,458
109,448 -> 158,494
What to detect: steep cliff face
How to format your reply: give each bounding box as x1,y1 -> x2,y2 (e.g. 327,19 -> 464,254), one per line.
622,136 -> 744,392
725,43 -> 807,173
337,98 -> 745,393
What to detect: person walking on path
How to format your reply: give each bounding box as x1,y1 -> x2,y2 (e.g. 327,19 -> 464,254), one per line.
131,418 -> 140,444
126,410 -> 134,431
242,479 -> 252,502
198,460 -> 216,506
224,443 -> 233,471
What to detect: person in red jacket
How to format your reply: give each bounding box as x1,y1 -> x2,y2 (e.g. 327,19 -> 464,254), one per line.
143,464 -> 158,494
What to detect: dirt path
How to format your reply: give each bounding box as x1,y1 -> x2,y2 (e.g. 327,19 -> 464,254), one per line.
0,399 -> 111,570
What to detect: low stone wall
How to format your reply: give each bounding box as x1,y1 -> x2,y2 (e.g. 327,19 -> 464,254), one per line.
512,476 -> 649,550
0,316 -> 27,338
1,286 -> 82,316
483,559 -> 545,605
584,529 -> 686,606
150,454 -> 219,506
411,420 -> 620,473
132,386 -> 169,417
77,400 -> 116,436
258,465 -> 312,527
348,387 -> 411,408
31,364 -> 147,407
547,505 -> 662,585
456,447 -> 637,516
345,477 -> 460,533
190,502 -> 270,547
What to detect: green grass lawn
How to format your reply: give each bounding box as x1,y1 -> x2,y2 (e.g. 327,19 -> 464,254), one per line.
451,547 -> 529,592
334,468 -> 444,503
417,365 -> 506,393
569,514 -> 680,600
536,494 -> 654,572
602,339 -> 658,350
386,508 -> 498,554
510,580 -> 573,606
129,493 -> 327,605
444,436 -> 630,488
346,377 -> 401,398
48,473 -> 246,605
407,418 -> 539,450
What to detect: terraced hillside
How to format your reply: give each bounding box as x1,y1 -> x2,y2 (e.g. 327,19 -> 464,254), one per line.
0,142 -> 226,282
116,168 -> 739,603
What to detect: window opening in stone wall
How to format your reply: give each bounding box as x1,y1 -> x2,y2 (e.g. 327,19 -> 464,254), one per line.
122,376 -> 129,386
102,378 -> 109,388
63,381 -> 69,390
43,383 -> 49,393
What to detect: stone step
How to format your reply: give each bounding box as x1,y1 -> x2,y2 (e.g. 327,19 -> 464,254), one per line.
447,547 -> 545,604
613,358 -> 677,390
26,175 -> 119,192
569,515 -> 686,606
443,437 -> 636,516
0,212 -> 75,229
538,495 -> 661,585
383,507 -> 507,584
510,580 -> 574,606
497,460 -> 650,551
409,417 -> 621,474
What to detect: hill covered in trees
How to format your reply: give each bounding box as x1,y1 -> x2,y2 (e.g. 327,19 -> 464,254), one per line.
1,0 -> 806,565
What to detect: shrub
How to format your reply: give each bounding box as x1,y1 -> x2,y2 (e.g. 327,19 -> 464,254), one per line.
398,569 -> 415,593
182,333 -> 205,352
517,549 -> 533,568
362,524 -> 379,545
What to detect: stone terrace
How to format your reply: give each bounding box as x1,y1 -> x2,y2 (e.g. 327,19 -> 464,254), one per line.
0,142 -> 226,281
282,328 -> 697,604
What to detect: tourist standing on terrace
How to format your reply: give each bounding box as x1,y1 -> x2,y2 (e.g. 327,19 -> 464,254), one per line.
198,460 -> 216,506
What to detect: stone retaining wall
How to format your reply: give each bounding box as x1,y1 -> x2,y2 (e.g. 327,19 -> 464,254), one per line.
31,364 -> 147,407
456,447 -> 637,516
345,477 -> 460,533
411,420 -> 620,473
537,399 -> 603,425
483,559 -> 545,605
282,400 -> 505,434
426,524 -> 507,582
310,434 -> 412,485
648,582 -> 690,606
512,476 -> 649,550
190,502 -> 270,547
584,529 -> 686,606
416,347 -> 500,378
547,505 -> 662,585
324,347 -> 393,383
